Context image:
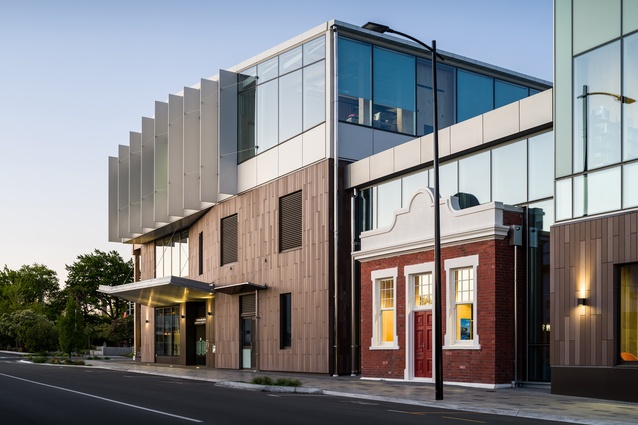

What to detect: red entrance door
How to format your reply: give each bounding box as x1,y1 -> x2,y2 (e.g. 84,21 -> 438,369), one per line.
414,311 -> 433,378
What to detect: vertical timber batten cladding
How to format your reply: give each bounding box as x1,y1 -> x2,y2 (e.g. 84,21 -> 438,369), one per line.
188,160 -> 332,373
550,211 -> 638,401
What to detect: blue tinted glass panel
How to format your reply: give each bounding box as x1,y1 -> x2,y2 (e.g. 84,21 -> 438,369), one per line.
304,36 -> 325,65
279,70 -> 302,142
492,140 -> 527,204
373,46 -> 415,134
338,38 -> 371,125
258,56 -> 279,83
303,61 -> 325,130
280,46 -> 302,75
257,79 -> 278,152
430,161 -> 458,199
574,41 -> 621,172
528,131 -> 554,200
624,33 -> 638,161
457,70 -> 493,122
495,80 -> 529,108
458,151 -> 490,204
416,59 -> 455,135
376,179 -> 402,228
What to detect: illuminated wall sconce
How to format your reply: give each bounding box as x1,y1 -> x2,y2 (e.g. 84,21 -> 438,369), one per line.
181,315 -> 185,319
577,297 -> 587,306
145,319 -> 149,323
207,312 -> 212,316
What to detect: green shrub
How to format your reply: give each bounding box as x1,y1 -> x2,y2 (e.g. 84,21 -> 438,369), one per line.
28,355 -> 48,363
251,376 -> 301,387
251,376 -> 273,385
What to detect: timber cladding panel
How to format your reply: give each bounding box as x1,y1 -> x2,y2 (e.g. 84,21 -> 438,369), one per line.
192,159 -> 332,373
551,211 -> 638,368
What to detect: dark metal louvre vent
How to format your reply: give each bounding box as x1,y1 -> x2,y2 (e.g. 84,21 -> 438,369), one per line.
279,190 -> 302,252
241,293 -> 256,315
221,214 -> 238,265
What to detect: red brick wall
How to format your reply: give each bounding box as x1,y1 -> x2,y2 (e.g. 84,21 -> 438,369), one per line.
360,216 -> 523,385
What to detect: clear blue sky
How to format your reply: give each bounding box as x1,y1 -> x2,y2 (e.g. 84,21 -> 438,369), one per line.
0,0 -> 553,282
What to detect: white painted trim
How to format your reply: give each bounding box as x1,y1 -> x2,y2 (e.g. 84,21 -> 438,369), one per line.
443,255 -> 481,349
370,267 -> 398,349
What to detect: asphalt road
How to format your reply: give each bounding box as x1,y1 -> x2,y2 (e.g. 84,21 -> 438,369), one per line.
0,355 -> 565,425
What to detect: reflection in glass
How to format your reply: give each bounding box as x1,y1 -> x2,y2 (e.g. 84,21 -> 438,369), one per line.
573,41 -> 621,172
434,162 -> 458,199
257,56 -> 279,83
257,80 -> 279,152
457,70 -> 493,122
338,38 -> 372,125
279,70 -> 302,142
303,36 -> 325,65
528,132 -> 554,201
624,33 -> 638,161
376,179 -> 402,228
416,59 -> 455,135
528,199 -> 554,232
402,170 -> 428,208
492,140 -> 527,204
555,178 -> 572,221
495,80 -> 529,108
372,47 -> 415,134
575,167 -> 621,217
279,46 -> 302,75
303,61 -> 325,130
458,151 -> 491,204
238,86 -> 256,163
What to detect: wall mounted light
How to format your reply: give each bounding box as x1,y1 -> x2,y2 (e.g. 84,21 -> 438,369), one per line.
207,312 -> 212,316
145,319 -> 149,323
577,297 -> 587,306
181,315 -> 185,319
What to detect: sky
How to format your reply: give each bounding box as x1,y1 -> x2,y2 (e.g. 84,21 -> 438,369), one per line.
0,0 -> 553,283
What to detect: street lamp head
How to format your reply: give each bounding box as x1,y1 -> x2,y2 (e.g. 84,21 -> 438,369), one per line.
362,22 -> 391,34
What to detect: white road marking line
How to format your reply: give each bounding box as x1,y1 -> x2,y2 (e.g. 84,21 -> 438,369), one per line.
0,372 -> 202,423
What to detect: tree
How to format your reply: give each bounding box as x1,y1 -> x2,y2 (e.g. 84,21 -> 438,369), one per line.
58,297 -> 85,357
0,264 -> 62,318
0,309 -> 58,352
64,250 -> 133,321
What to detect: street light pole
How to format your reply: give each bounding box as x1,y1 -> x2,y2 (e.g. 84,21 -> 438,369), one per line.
362,22 -> 444,400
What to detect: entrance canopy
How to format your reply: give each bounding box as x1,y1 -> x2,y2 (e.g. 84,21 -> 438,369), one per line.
99,276 -> 214,308
211,282 -> 267,295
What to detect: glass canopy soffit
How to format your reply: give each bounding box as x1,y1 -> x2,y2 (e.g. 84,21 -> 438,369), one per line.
98,276 -> 214,308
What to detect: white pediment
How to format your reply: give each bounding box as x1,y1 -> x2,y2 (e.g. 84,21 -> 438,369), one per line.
356,188 -> 512,260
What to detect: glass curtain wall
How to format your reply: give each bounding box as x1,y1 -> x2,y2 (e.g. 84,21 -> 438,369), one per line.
237,37 -> 325,163
155,306 -> 181,356
155,229 -> 189,278
355,131 -> 554,235
338,37 -> 541,137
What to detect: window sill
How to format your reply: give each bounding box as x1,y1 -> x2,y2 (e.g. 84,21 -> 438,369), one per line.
443,343 -> 481,350
369,345 -> 400,351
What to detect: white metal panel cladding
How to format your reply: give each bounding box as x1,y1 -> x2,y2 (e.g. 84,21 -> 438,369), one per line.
183,86 -> 200,212
117,144 -> 131,239
200,78 -> 218,205
109,79 -> 221,242
219,69 -> 238,195
154,101 -> 169,224
129,132 -> 142,235
108,156 -> 119,242
168,93 -> 184,218
141,116 -> 155,230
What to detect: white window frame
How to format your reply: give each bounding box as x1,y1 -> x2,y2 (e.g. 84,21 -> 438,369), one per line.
370,267 -> 398,349
444,255 -> 480,349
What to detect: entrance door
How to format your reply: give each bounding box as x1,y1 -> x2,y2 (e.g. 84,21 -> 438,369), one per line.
414,311 -> 433,378
241,317 -> 253,369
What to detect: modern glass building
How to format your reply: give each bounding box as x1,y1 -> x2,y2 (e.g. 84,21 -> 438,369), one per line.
551,0 -> 638,402
104,20 -> 550,380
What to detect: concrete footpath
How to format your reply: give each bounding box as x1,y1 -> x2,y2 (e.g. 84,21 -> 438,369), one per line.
86,359 -> 638,425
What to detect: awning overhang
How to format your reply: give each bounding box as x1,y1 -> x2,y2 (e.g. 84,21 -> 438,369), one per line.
99,276 -> 214,308
211,282 -> 268,295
